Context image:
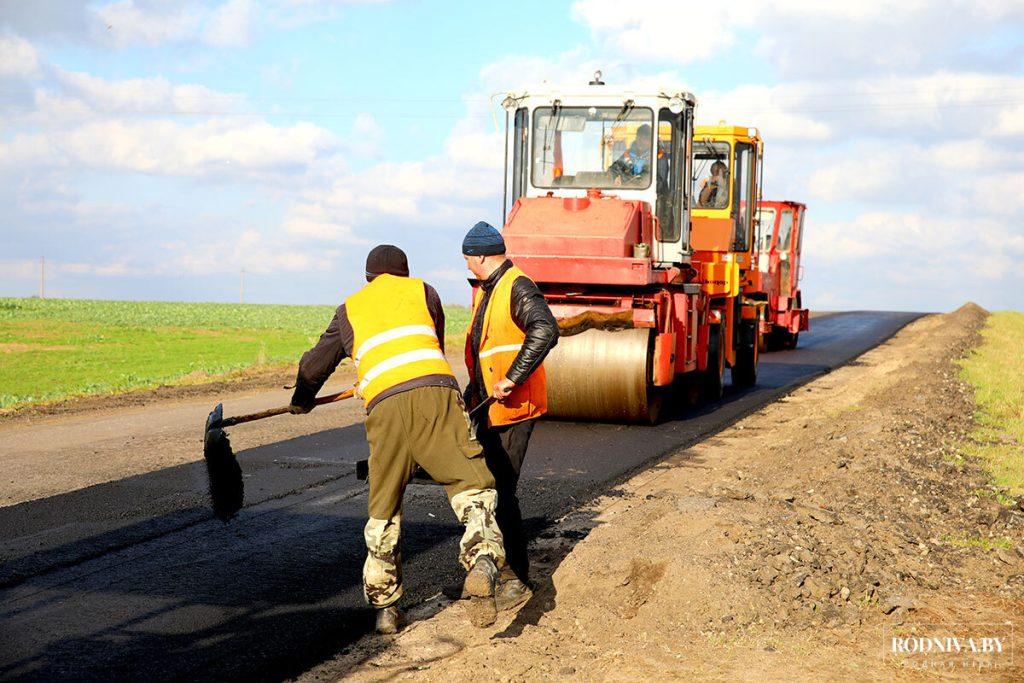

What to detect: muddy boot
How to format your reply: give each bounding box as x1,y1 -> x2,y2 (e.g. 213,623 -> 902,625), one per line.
375,605 -> 404,634
495,568 -> 532,612
463,555 -> 498,627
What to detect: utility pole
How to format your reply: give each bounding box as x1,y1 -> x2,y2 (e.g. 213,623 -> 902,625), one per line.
40,256 -> 45,299
240,268 -> 245,304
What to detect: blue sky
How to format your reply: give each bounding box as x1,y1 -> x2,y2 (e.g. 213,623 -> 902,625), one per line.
1,0 -> 1023,312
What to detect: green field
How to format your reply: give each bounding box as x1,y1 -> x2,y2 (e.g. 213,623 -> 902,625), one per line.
0,298 -> 471,411
959,311 -> 1024,497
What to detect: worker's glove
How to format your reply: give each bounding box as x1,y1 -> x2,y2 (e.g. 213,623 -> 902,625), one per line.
288,403 -> 312,415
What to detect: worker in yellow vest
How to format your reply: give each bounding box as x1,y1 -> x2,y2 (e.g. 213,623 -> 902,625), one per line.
290,244 -> 506,633
462,222 -> 559,611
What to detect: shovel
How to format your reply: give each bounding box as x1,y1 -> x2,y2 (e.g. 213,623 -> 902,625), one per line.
203,389 -> 355,521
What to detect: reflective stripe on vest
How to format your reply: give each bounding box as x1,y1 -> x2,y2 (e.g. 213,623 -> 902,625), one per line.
346,274 -> 454,406
357,347 -> 446,393
478,343 -> 523,359
354,324 -> 438,366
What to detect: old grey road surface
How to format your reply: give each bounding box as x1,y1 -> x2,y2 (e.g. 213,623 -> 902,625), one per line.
0,311 -> 919,681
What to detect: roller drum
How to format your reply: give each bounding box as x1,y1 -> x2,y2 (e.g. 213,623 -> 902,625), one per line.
545,327 -> 661,423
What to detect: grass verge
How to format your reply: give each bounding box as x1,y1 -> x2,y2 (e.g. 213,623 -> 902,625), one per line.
959,311 -> 1024,497
1,298 -> 471,410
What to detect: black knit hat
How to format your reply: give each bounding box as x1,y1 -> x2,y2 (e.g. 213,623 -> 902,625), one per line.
365,244 -> 409,280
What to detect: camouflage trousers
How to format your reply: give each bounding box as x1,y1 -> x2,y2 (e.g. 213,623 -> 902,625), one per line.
363,489 -> 504,607
362,386 -> 506,608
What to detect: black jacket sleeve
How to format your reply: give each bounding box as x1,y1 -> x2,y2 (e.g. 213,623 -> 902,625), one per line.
290,304 -> 353,409
424,283 -> 446,353
505,276 -> 559,385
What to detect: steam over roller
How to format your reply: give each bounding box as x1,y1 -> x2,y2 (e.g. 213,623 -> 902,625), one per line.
544,327 -> 662,423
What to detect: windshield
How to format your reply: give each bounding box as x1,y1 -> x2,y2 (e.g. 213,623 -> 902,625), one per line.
693,141 -> 730,209
756,207 -> 776,252
532,106 -> 654,189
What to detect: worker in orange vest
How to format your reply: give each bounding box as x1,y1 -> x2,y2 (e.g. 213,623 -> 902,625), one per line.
290,244 -> 505,633
462,222 -> 559,611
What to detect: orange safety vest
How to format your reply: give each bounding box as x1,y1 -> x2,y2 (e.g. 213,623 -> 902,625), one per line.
467,264 -> 548,427
346,274 -> 454,407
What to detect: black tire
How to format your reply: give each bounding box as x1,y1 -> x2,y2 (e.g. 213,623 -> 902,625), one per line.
785,332 -> 800,350
703,325 -> 725,402
732,321 -> 759,387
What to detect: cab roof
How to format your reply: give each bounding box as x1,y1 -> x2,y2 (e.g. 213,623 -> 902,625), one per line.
695,123 -> 761,142
506,85 -> 697,107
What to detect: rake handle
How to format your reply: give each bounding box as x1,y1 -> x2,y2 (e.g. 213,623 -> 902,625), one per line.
219,389 -> 356,428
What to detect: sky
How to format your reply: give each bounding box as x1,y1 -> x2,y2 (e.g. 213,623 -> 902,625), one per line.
1,0 -> 1023,312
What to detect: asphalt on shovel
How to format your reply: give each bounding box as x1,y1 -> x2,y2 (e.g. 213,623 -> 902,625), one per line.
203,389 -> 355,521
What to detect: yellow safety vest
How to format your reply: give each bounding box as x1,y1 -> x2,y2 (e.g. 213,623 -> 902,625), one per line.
467,264 -> 548,426
346,274 -> 454,406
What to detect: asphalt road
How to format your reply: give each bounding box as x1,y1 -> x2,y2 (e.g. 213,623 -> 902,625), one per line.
0,311 -> 920,681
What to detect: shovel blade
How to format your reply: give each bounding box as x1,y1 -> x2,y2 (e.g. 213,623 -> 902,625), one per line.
204,403 -> 243,521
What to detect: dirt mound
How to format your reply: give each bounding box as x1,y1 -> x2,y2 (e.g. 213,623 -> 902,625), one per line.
951,301 -> 990,325
320,307 -> 1024,680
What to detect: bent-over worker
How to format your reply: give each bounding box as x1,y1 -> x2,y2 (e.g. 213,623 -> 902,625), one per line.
290,244 -> 505,633
462,222 -> 559,611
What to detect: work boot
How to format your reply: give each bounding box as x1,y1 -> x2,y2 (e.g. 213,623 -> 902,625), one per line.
375,605 -> 404,634
463,555 -> 498,627
495,568 -> 532,612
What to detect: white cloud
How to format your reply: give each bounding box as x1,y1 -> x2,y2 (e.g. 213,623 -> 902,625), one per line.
61,260 -> 141,276
571,0 -> 737,65
160,235 -> 332,275
0,259 -> 39,279
2,118 -> 337,177
282,203 -> 361,242
571,1 -> 1024,78
806,211 -> 1023,284
0,34 -> 41,78
95,1 -> 205,48
50,69 -> 242,116
425,266 -> 469,283
203,0 -> 254,47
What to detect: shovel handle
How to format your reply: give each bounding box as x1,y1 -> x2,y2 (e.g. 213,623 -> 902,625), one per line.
468,395 -> 496,421
220,389 -> 356,428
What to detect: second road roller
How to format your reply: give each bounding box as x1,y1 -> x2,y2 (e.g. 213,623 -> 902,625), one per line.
492,75 -> 765,423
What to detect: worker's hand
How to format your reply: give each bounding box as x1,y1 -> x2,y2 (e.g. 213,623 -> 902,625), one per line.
492,378 -> 515,401
288,403 -> 312,415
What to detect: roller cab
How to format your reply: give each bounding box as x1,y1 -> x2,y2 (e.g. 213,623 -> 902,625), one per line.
752,200 -> 810,349
690,124 -> 765,389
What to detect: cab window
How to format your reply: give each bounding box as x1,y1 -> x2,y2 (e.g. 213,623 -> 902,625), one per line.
777,209 -> 795,251
655,109 -> 686,243
732,143 -> 754,251
796,209 -> 805,254
511,107 -> 528,205
755,207 -> 776,252
531,106 -> 654,189
692,141 -> 729,209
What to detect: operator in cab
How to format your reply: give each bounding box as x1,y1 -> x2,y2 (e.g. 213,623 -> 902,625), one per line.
609,123 -> 653,184
289,245 -> 506,633
698,160 -> 729,208
462,222 -> 559,612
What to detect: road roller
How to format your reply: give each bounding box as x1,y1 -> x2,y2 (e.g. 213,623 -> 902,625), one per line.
492,77 -> 763,423
751,199 -> 810,350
